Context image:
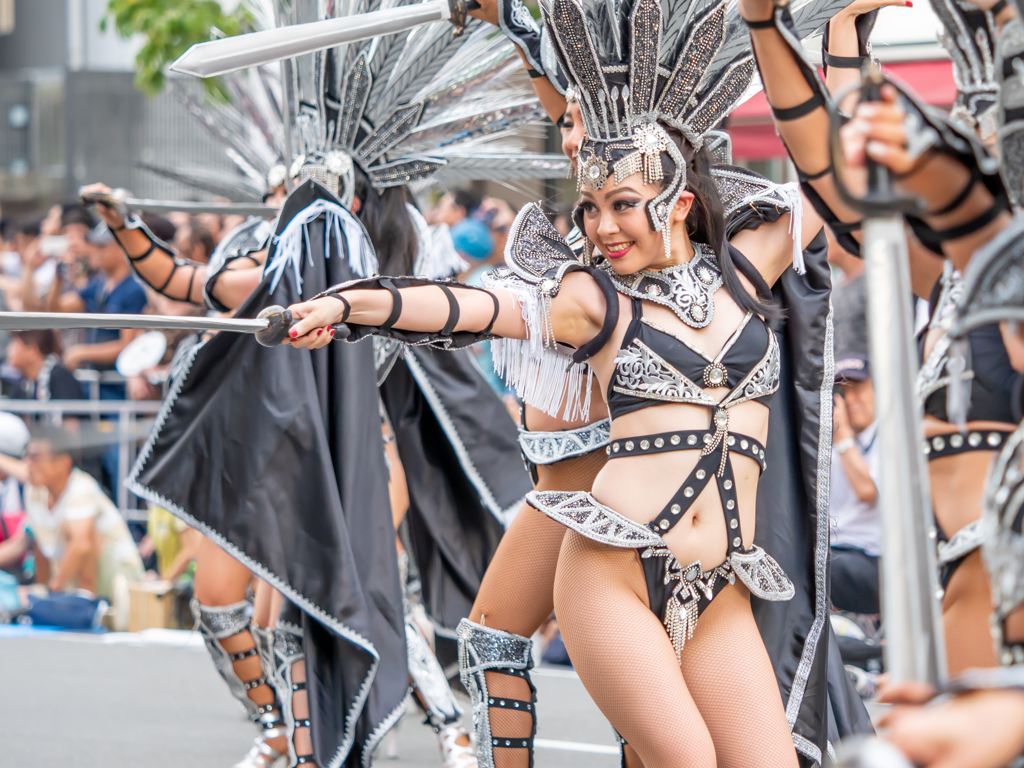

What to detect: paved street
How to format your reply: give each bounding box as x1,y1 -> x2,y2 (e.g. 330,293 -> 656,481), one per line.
0,628 -> 620,767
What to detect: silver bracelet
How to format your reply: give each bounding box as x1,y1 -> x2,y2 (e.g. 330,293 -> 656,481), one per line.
834,437 -> 856,455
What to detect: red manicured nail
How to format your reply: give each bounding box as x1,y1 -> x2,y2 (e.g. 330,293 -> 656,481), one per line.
316,329 -> 323,336
289,329 -> 297,338
905,1 -> 913,7
330,328 -> 336,336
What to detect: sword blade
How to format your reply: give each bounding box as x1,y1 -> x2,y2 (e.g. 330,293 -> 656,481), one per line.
863,217 -> 947,688
170,0 -> 450,78
126,199 -> 278,217
0,312 -> 267,334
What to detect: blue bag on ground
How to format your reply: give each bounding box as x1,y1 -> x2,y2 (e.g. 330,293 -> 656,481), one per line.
27,593 -> 104,628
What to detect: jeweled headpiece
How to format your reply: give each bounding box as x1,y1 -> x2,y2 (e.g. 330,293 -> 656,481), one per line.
542,0 -> 755,257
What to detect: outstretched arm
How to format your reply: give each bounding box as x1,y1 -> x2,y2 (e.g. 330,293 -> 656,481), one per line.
469,0 -> 568,124
80,183 -> 265,311
285,271 -> 609,353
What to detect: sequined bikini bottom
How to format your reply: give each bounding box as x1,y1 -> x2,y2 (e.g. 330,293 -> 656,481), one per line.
528,490 -> 795,659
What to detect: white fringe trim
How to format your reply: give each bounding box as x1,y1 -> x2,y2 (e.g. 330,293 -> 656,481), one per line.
780,182 -> 806,275
408,204 -> 468,280
483,271 -> 593,422
266,198 -> 378,295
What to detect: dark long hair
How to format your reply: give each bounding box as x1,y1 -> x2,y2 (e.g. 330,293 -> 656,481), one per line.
663,135 -> 782,323
353,166 -> 418,276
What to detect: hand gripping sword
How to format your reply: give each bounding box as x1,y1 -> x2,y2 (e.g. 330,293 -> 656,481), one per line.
829,66 -> 947,690
0,307 -> 347,347
171,0 -> 480,78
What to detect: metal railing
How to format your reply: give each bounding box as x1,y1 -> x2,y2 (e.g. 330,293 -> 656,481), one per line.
0,399 -> 162,522
71,369 -> 131,401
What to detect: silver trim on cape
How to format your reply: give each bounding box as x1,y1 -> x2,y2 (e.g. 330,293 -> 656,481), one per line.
126,339 -> 400,768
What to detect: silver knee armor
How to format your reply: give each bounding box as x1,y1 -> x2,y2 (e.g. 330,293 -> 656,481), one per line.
457,619 -> 536,768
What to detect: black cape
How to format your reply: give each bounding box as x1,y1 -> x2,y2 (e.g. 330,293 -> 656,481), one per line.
380,346 -> 530,633
756,229 -> 872,766
128,181 -> 407,768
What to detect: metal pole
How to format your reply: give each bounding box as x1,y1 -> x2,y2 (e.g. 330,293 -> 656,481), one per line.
863,216 -> 947,687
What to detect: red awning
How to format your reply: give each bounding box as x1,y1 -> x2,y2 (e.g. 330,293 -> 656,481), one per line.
727,59 -> 955,161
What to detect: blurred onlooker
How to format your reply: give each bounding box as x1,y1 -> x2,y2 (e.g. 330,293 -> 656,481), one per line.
38,223 -> 146,388
829,353 -> 881,616
196,212 -> 224,246
453,218 -> 504,394
427,188 -> 482,227
140,213 -> 176,245
477,196 -> 515,259
453,218 -> 495,285
167,211 -> 193,256
7,330 -> 85,402
0,413 -> 29,579
553,211 -> 574,237
0,431 -> 143,600
138,506 -> 201,582
186,223 -> 215,263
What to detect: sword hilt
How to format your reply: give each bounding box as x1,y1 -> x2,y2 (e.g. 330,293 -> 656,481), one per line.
827,63 -> 922,218
80,191 -> 130,220
255,305 -> 351,347
449,0 -> 480,34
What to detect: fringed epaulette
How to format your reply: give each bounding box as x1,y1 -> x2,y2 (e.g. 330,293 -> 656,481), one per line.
485,203 -> 602,421
265,196 -> 378,296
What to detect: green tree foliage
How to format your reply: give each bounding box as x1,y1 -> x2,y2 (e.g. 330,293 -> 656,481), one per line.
102,0 -> 251,95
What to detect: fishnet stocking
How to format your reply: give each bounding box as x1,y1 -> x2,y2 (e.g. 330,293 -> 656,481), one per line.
553,532 -> 798,768
470,450 -> 606,768
942,550 -> 997,674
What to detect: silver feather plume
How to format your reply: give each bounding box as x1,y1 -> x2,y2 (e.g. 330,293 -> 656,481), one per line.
167,0 -> 568,201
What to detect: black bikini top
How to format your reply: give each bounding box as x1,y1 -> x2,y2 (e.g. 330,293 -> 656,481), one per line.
608,298 -> 780,421
917,266 -> 1019,425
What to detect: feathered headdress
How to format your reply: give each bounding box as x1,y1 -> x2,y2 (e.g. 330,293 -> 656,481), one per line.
171,0 -> 568,205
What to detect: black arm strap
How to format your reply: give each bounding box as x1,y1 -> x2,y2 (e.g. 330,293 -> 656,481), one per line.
379,278 -> 403,332
743,16 -> 776,28
328,294 -> 352,323
438,284 -> 460,336
481,289 -> 501,335
822,51 -> 866,69
128,242 -> 158,263
771,93 -> 825,122
992,0 -> 1008,15
801,182 -> 862,257
572,269 -> 620,363
922,197 -> 1009,243
928,165 -> 981,216
798,163 -> 833,182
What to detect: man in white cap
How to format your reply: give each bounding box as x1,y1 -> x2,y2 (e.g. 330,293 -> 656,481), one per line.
830,353 -> 882,616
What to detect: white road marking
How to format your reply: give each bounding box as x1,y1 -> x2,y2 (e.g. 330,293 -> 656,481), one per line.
535,738 -> 619,755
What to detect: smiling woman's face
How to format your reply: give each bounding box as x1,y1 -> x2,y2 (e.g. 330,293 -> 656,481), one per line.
577,173 -> 693,274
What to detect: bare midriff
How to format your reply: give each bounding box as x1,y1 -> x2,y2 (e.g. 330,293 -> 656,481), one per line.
923,415 -> 1015,537
590,398 -> 770,570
